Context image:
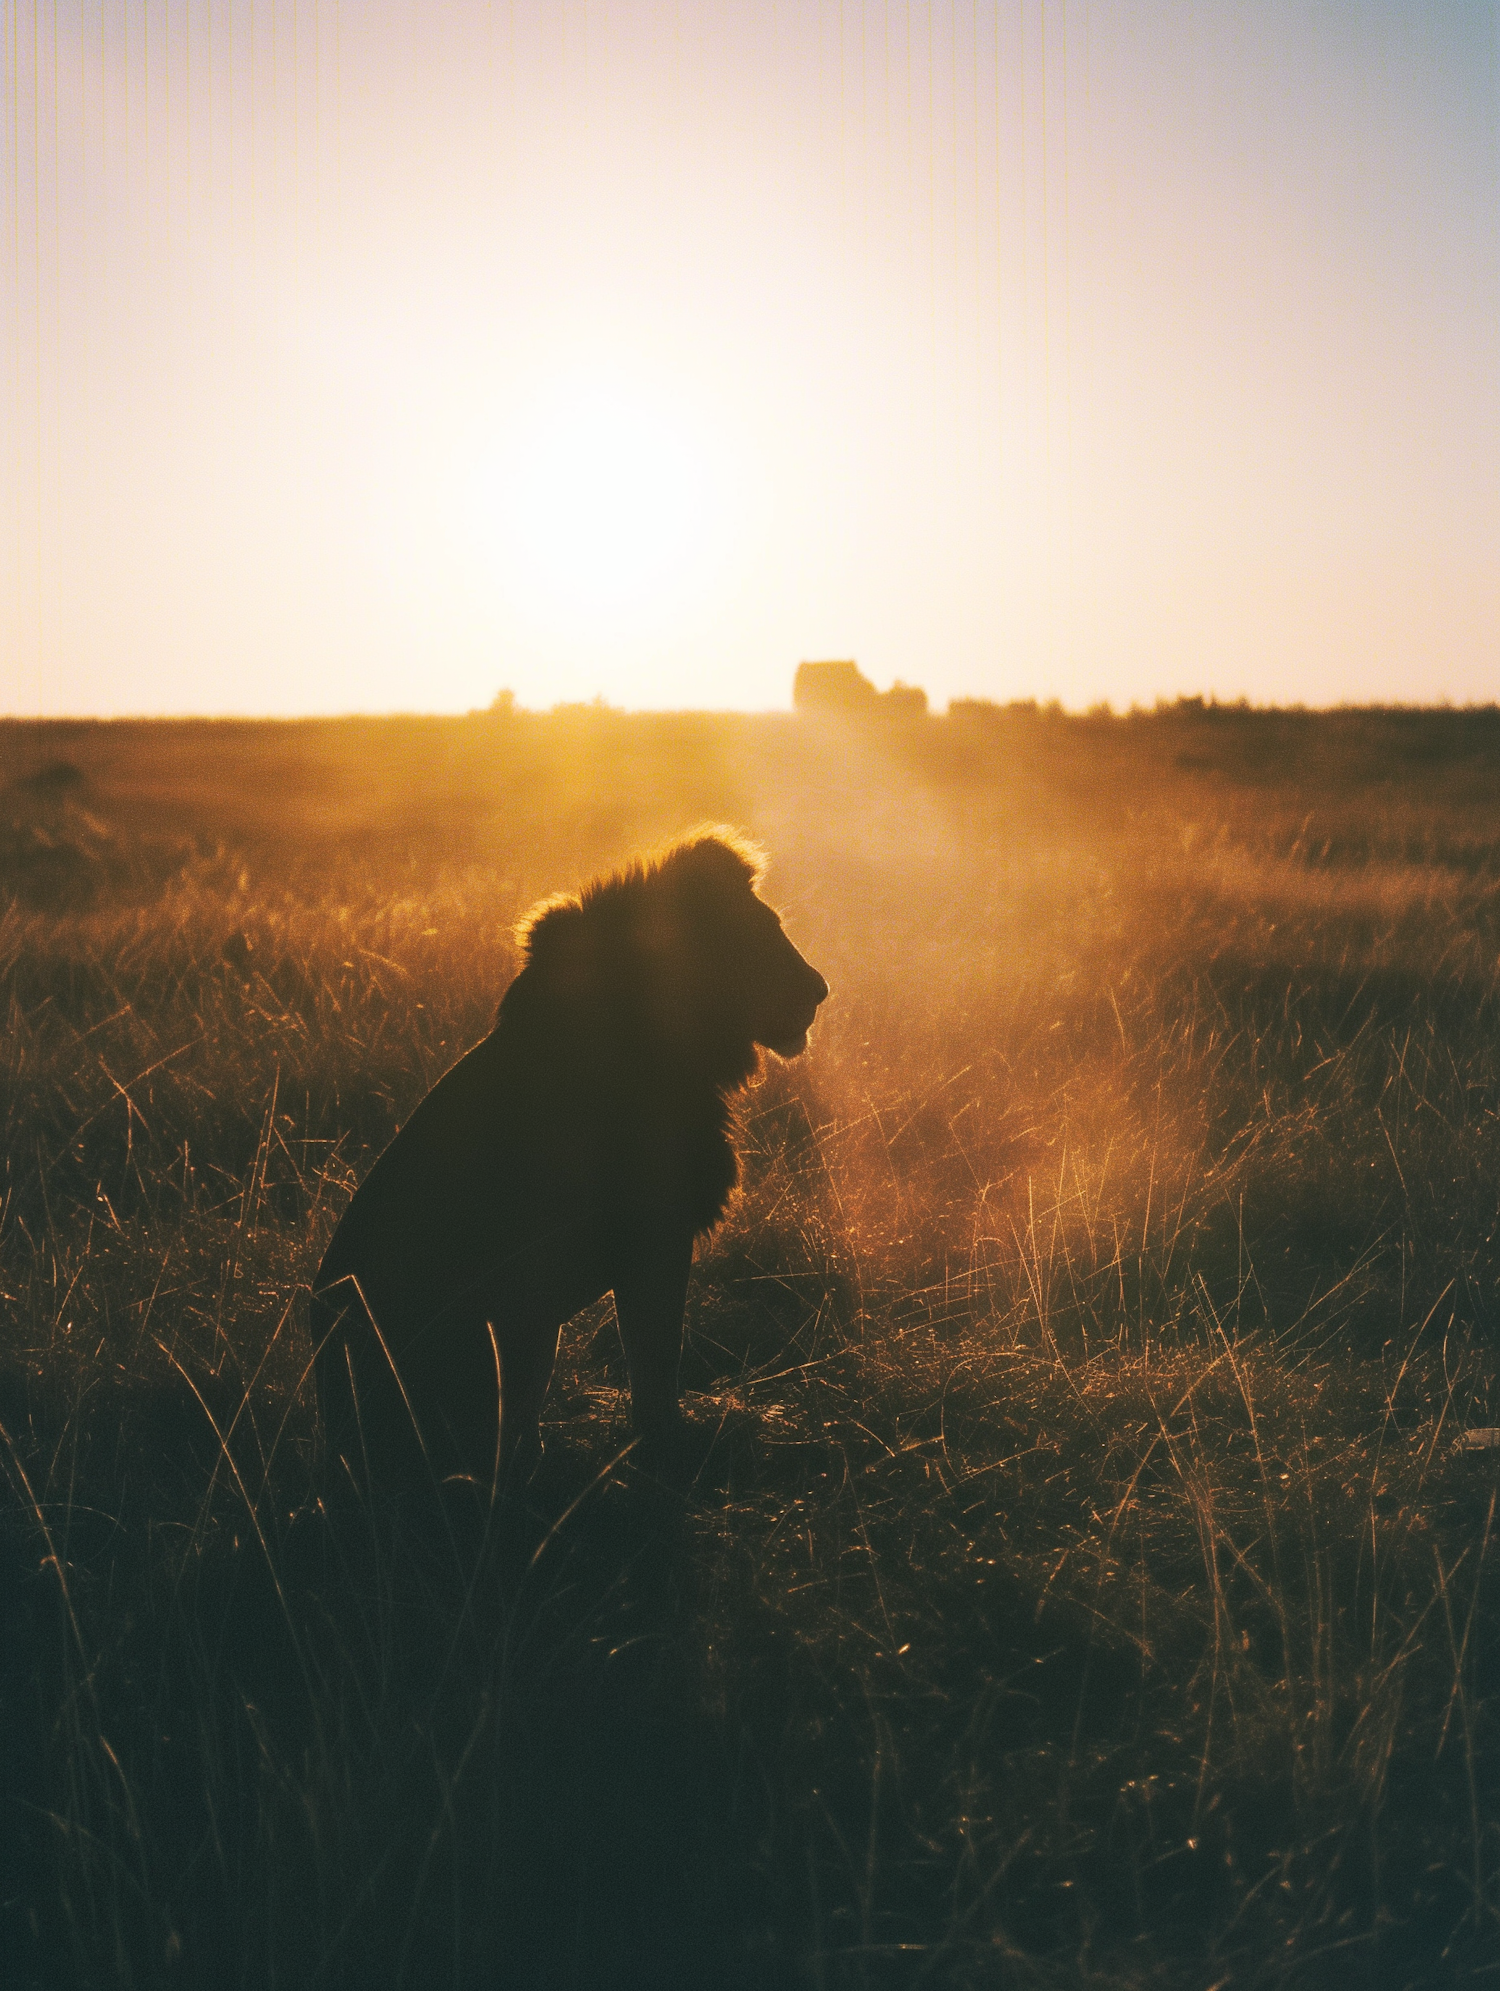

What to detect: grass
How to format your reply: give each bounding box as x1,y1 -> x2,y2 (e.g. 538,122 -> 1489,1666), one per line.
1,700 -> 1497,1987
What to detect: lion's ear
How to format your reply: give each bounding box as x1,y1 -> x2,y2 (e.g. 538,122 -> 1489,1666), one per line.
517,894 -> 571,956
518,898 -> 594,990
665,831 -> 762,892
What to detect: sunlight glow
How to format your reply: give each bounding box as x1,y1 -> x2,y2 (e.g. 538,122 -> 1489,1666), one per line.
471,383 -> 729,637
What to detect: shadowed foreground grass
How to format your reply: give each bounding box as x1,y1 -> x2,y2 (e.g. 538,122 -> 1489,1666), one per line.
1,705 -> 1497,1987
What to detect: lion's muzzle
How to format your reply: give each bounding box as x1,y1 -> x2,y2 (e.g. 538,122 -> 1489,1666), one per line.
758,961 -> 829,1058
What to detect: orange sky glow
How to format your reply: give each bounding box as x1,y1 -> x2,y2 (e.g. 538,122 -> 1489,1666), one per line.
2,1 -> 1497,717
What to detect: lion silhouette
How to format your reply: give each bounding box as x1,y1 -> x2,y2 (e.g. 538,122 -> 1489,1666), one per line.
311,830 -> 829,1496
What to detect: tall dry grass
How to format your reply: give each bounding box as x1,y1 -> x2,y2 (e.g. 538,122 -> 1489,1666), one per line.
1,704 -> 1496,1988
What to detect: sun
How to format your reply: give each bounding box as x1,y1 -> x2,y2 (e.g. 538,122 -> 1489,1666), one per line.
470,379 -> 728,635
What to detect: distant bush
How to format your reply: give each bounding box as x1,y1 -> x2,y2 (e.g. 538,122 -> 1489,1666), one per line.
794,658 -> 928,719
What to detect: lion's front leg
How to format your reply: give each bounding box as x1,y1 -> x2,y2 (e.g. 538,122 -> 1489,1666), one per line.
613,1230 -> 693,1441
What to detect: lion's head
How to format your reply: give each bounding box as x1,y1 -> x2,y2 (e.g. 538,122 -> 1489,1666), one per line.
514,829 -> 828,1081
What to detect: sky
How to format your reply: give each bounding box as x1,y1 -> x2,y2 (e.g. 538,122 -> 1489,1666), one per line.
2,1 -> 1497,717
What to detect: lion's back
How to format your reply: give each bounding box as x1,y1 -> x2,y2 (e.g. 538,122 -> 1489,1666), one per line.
315,1031 -> 532,1304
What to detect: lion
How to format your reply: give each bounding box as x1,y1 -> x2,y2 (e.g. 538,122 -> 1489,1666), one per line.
311,829 -> 829,1497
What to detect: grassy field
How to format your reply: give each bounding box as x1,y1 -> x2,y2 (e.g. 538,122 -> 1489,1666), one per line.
1,699 -> 1497,1988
